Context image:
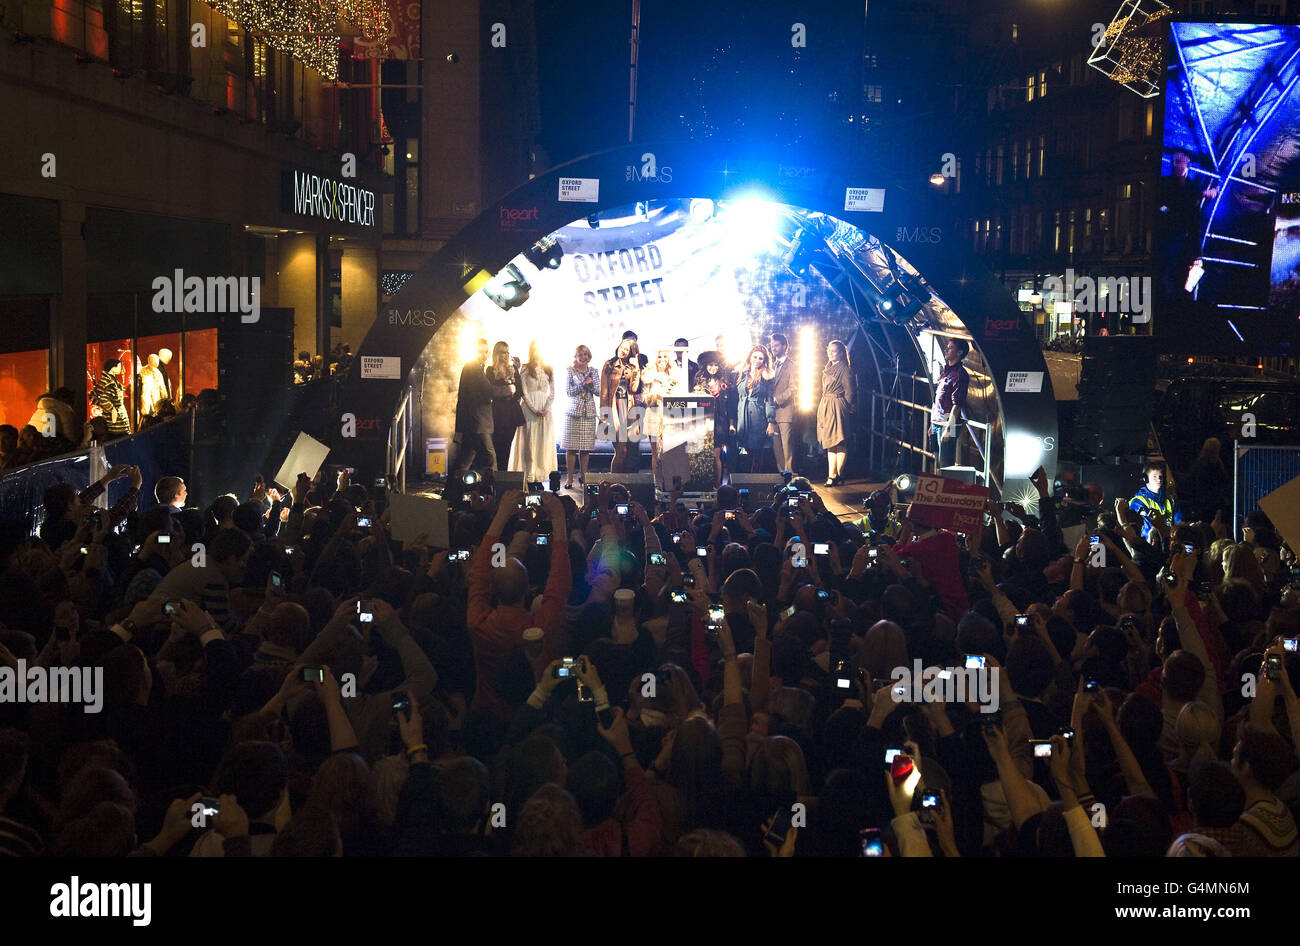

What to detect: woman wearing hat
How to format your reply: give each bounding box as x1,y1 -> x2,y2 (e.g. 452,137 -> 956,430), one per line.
818,339 -> 854,486
693,350 -> 737,487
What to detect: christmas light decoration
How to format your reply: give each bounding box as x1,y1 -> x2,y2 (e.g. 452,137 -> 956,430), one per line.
1087,0 -> 1172,98
201,0 -> 394,79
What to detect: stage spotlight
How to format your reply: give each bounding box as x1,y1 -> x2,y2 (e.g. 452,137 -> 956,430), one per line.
484,264 -> 531,310
798,325 -> 817,412
689,198 -> 715,222
929,173 -> 945,186
893,473 -> 915,496
524,236 -> 564,270
782,229 -> 814,278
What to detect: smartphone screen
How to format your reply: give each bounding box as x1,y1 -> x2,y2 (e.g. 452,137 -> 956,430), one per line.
708,606 -> 725,625
670,590 -> 688,604
270,572 -> 283,590
525,494 -> 542,508
357,600 -> 374,623
1285,639 -> 1299,654
649,552 -> 667,566
964,655 -> 986,669
725,510 -> 736,521
696,546 -> 708,558
301,667 -> 324,683
1015,614 -> 1030,627
783,605 -> 796,619
357,517 -> 372,528
1030,740 -> 1053,758
535,535 -> 549,545
157,534 -> 171,545
616,504 -> 630,516
813,543 -> 829,556
860,830 -> 884,857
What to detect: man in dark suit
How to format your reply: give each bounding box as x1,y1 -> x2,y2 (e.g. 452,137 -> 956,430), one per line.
452,338 -> 509,472
768,333 -> 798,473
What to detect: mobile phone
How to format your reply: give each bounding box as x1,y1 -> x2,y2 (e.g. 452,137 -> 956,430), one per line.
738,489 -> 749,498
555,657 -> 577,678
525,494 -> 542,508
670,589 -> 689,604
708,606 -> 725,626
725,510 -> 736,521
164,599 -> 182,617
1184,543 -> 1195,555
833,660 -> 853,690
787,497 -> 800,508
79,546 -> 88,555
1265,653 -> 1283,681
586,484 -> 599,496
649,552 -> 667,566
577,681 -> 594,703
157,534 -> 171,545
672,534 -> 681,544
860,828 -> 884,857
616,504 -> 630,516
792,553 -> 808,568
813,543 -> 829,556
783,604 -> 797,619
891,684 -> 908,701
374,476 -> 387,488
1030,739 -> 1053,758
1089,535 -> 1100,546
531,534 -> 547,546
270,571 -> 283,590
199,796 -> 220,819
964,654 -> 986,669
301,667 -> 325,683
1084,679 -> 1100,694
284,546 -> 295,555
816,589 -> 831,601
1015,614 -> 1030,628
1284,639 -> 1299,654
596,706 -> 615,728
869,548 -> 878,560
1059,728 -> 1076,745
764,807 -> 795,846
356,600 -> 374,623
697,546 -> 708,558
357,517 -> 372,528
890,753 -> 914,783
392,690 -> 411,719
918,791 -> 942,824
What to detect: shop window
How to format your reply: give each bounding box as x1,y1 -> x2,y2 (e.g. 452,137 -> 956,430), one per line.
0,349 -> 51,430
85,339 -> 133,428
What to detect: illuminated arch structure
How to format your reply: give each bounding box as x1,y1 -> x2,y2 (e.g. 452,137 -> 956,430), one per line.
334,142 -> 1057,501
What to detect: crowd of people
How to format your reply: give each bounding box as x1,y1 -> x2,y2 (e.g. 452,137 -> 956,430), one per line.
451,330 -> 857,489
0,444 -> 1297,858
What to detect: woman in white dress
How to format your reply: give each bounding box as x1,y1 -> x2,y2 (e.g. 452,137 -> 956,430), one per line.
510,340 -> 556,486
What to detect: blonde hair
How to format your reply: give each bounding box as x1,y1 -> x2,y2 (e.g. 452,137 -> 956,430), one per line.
1175,701 -> 1220,763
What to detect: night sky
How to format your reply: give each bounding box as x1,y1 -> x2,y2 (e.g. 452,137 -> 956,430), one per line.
534,0 -> 863,168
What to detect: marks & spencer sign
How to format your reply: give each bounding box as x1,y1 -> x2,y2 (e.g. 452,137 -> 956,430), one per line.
282,170 -> 376,227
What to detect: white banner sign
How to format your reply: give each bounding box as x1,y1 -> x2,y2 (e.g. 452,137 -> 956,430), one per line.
361,356 -> 401,379
1005,371 -> 1044,393
559,177 -> 600,203
844,187 -> 886,212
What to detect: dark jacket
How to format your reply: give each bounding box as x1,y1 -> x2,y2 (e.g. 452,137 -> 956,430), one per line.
455,360 -> 511,435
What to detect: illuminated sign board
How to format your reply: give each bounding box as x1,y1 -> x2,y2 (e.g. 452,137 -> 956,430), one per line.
282,170 -> 376,227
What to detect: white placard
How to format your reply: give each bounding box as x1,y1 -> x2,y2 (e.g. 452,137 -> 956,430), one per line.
1005,371 -> 1044,393
1017,288 -> 1035,302
844,187 -> 886,212
558,177 -> 600,202
386,491 -> 450,548
1052,300 -> 1073,315
273,432 -> 331,490
361,356 -> 401,379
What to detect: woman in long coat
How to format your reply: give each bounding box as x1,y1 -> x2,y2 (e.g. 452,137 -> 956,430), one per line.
817,339 -> 854,486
